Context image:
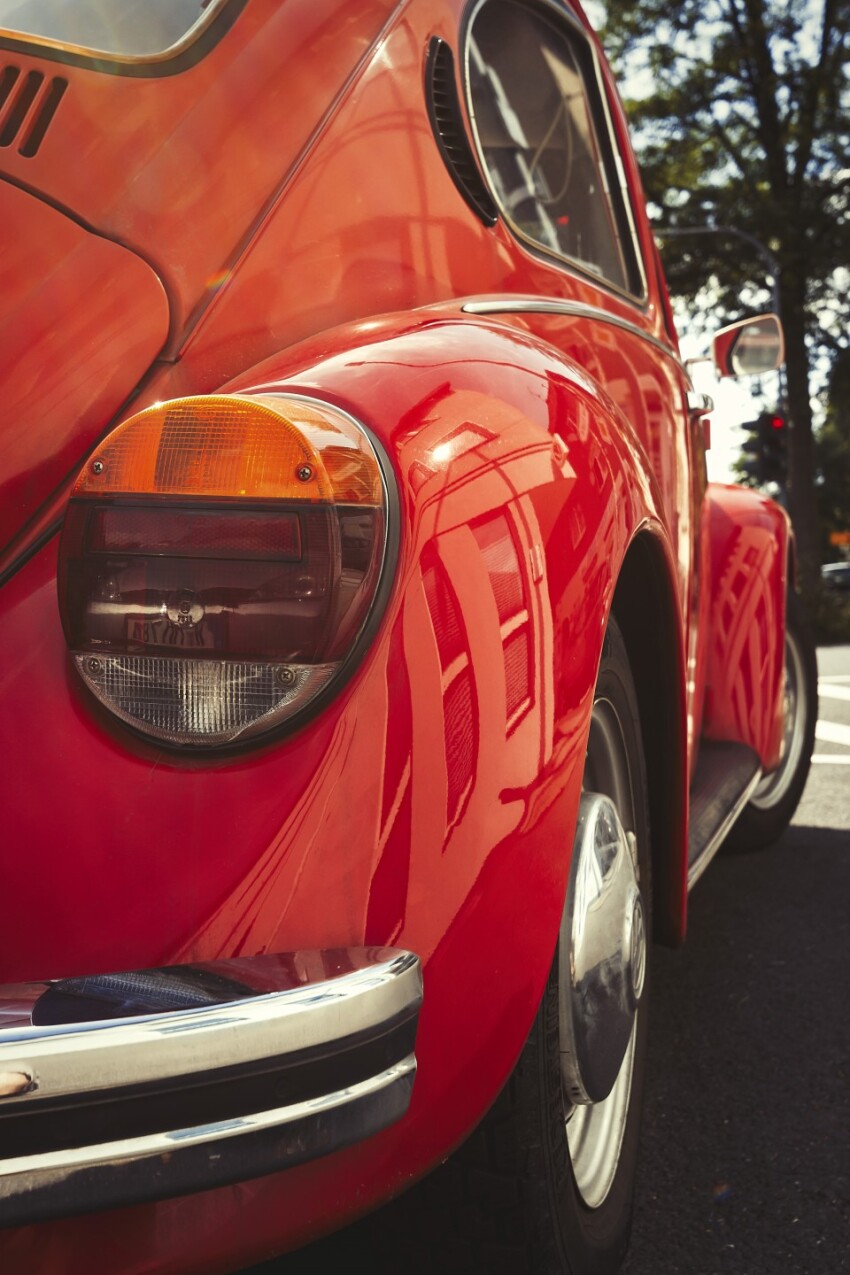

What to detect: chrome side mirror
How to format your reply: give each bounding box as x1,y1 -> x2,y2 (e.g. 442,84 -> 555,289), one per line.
712,313 -> 784,378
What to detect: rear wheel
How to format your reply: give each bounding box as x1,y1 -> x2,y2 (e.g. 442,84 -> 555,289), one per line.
725,591 -> 817,851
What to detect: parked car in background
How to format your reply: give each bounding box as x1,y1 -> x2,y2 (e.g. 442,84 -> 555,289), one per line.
0,1 -> 817,1272
822,561 -> 850,592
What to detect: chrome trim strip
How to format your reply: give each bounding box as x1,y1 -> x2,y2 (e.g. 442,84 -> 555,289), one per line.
0,952 -> 421,1104
687,768 -> 762,890
0,1058 -> 416,1226
461,297 -> 677,362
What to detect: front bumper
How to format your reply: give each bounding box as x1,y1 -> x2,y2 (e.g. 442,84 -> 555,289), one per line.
0,947 -> 422,1227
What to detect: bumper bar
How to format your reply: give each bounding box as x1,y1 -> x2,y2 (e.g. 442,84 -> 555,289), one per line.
0,947 -> 422,1226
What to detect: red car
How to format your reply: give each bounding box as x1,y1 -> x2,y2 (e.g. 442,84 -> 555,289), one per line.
0,1 -> 816,1272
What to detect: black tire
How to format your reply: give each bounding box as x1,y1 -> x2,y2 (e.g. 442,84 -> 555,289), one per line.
724,591 -> 817,852
370,617 -> 652,1275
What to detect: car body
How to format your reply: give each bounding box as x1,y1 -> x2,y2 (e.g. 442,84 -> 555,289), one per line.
0,2 -> 815,1273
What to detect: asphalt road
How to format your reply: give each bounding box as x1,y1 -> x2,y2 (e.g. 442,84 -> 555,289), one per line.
621,642 -> 850,1275
249,646 -> 850,1275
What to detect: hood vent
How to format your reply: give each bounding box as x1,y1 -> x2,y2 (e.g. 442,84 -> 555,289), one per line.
426,38 -> 498,227
0,66 -> 67,157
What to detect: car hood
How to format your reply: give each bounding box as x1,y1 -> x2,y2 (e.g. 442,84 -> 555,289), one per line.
0,181 -> 170,554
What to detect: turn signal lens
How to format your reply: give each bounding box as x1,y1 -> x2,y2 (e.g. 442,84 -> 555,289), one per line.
58,395 -> 392,747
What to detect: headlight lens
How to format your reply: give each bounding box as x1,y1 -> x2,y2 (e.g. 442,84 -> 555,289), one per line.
58,394 -> 392,747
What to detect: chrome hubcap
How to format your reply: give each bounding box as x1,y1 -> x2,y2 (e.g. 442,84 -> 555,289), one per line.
559,795 -> 643,1106
751,627 -> 807,809
562,696 -> 644,1209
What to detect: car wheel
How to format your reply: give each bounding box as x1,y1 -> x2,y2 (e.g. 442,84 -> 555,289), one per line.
509,614 -> 652,1274
371,617 -> 651,1275
724,591 -> 817,852
329,618 -> 651,1275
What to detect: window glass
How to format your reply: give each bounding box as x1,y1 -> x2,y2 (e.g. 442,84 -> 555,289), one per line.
468,0 -> 638,293
0,0 -> 224,59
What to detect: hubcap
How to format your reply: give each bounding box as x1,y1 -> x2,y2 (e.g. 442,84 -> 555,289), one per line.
751,627 -> 807,809
559,794 -> 643,1106
562,696 -> 644,1210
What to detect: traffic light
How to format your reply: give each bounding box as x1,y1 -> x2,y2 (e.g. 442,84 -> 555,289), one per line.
740,410 -> 787,486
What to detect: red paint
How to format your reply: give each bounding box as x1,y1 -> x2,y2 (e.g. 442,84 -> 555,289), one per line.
0,183 -> 169,553
0,0 -> 791,1269
702,484 -> 789,769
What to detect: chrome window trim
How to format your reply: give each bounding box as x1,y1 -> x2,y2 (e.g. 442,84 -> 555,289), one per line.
461,295 -> 680,364
0,0 -> 246,77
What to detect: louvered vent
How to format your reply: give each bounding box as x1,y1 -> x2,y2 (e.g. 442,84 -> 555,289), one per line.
426,38 -> 498,227
0,66 -> 67,157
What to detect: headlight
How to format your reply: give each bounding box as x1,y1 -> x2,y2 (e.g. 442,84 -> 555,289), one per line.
58,394 -> 394,747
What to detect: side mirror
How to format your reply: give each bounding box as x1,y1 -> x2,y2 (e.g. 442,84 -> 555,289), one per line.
712,314 -> 784,378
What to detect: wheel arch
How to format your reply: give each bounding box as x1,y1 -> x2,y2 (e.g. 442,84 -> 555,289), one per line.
612,531 -> 688,947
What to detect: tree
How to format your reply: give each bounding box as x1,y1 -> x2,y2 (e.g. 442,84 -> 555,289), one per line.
816,346 -> 850,558
599,0 -> 850,596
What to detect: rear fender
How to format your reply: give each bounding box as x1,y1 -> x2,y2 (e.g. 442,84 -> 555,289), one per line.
702,483 -> 789,768
0,314 -> 689,1259
234,311 -> 689,963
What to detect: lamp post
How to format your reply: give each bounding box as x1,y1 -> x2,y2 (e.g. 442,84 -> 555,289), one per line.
657,223 -> 781,322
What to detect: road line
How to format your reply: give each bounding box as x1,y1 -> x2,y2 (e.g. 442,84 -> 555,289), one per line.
818,674 -> 850,684
811,755 -> 850,764
815,721 -> 850,747
817,683 -> 850,702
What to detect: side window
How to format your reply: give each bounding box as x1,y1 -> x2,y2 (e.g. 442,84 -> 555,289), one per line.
467,0 -> 641,296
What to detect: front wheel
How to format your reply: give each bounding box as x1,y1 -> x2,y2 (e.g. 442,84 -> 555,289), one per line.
350,618 -> 651,1275
525,615 -> 652,1273
725,591 -> 817,852
418,616 -> 651,1275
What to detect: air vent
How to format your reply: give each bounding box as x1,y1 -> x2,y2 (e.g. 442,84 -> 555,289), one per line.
0,66 -> 67,157
425,38 -> 498,227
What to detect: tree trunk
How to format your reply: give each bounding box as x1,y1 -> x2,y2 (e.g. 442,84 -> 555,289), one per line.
780,277 -> 820,598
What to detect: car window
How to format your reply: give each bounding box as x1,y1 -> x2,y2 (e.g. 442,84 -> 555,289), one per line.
466,0 -> 641,295
0,0 -> 225,59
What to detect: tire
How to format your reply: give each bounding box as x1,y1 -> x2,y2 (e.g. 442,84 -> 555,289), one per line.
724,590 -> 817,852
374,617 -> 652,1275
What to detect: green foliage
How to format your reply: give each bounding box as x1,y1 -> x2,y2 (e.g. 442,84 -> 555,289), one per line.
601,0 -> 850,336
600,0 -> 850,590
816,347 -> 850,558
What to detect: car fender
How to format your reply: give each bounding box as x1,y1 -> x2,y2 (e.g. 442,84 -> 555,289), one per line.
702,482 -> 789,769
0,312 -> 688,1268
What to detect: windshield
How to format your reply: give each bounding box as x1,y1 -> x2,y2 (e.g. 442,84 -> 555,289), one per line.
0,0 -> 226,59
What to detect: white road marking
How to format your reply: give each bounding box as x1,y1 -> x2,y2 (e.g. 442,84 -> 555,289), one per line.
817,683 -> 850,702
818,674 -> 850,683
811,755 -> 850,764
815,721 -> 850,747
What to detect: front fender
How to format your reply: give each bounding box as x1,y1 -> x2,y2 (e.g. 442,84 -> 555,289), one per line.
702,482 -> 789,769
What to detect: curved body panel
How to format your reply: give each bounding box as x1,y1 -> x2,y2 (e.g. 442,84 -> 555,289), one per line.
0,183 -> 169,551
0,0 -> 795,1268
702,483 -> 789,770
0,315 -> 683,1270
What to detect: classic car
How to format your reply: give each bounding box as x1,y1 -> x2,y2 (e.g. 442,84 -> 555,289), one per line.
0,0 -> 817,1272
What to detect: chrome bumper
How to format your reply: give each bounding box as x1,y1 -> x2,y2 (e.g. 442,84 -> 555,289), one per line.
0,948 -> 422,1226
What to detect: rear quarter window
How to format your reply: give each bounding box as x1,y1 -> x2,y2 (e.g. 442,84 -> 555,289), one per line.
466,0 -> 644,297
